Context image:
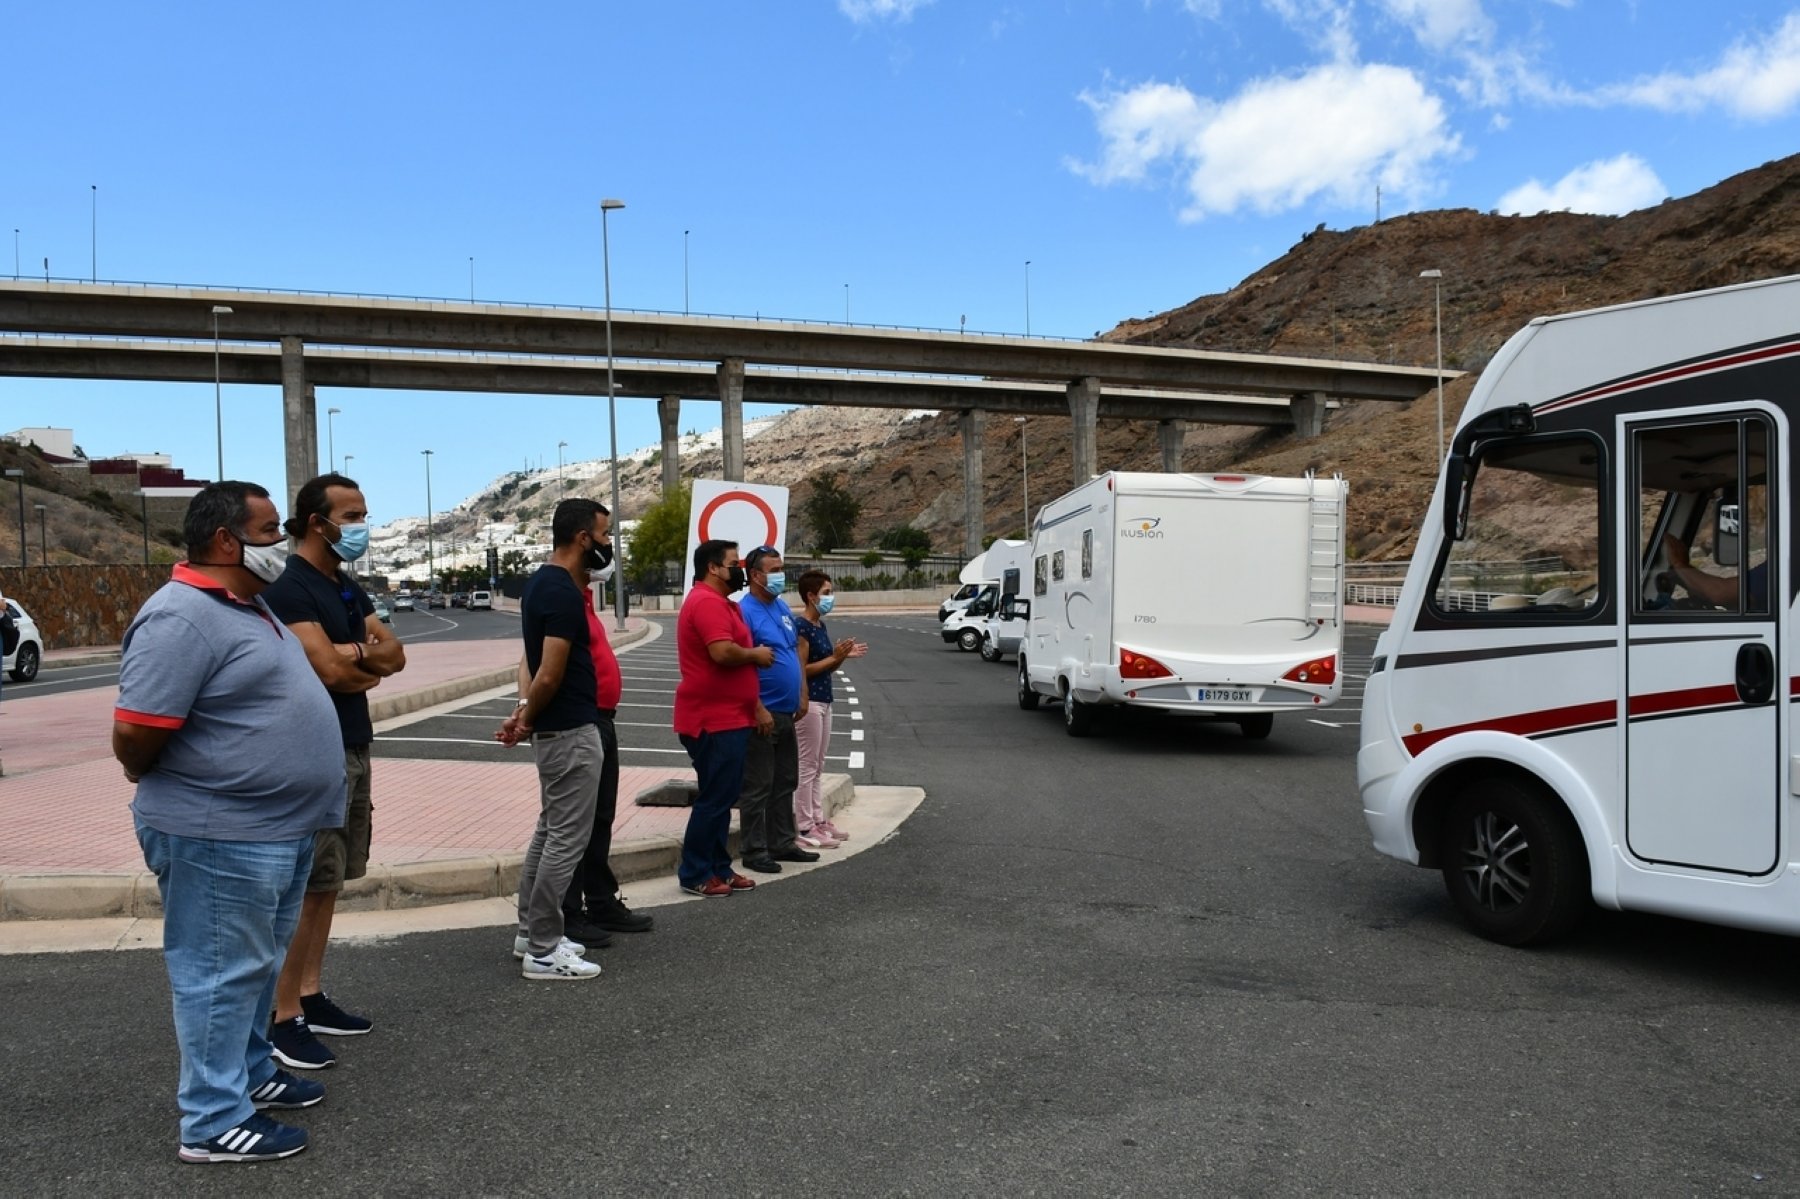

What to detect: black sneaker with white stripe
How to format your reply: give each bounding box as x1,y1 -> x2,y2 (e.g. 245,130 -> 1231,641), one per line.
178,1113 -> 308,1163
269,1015 -> 336,1070
250,1069 -> 324,1110
301,991 -> 372,1036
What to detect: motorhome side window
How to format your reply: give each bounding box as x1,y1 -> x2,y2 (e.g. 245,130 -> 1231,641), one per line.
1081,530 -> 1093,579
1634,417 -> 1772,617
1431,435 -> 1603,618
1052,551 -> 1065,581
1034,555 -> 1048,597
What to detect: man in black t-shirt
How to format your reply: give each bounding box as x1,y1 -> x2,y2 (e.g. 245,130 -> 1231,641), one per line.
495,498 -> 611,981
261,473 -> 406,1070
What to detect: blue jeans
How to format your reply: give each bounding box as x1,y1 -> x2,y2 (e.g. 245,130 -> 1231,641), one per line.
678,727 -> 750,888
136,819 -> 313,1143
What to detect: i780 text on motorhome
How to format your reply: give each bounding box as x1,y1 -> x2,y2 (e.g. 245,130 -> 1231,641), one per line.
1011,470 -> 1347,737
1360,273 -> 1800,947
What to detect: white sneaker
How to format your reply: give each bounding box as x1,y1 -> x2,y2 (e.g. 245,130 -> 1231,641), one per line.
512,934 -> 587,961
521,943 -> 601,981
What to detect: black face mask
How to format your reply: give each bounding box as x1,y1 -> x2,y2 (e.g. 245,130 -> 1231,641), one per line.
583,541 -> 612,571
725,565 -> 747,593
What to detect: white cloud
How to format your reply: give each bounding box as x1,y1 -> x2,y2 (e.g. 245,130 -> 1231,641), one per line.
1261,0 -> 1359,62
1071,64 -> 1460,220
1497,153 -> 1668,216
838,0 -> 934,23
1595,11 -> 1800,119
1378,0 -> 1493,52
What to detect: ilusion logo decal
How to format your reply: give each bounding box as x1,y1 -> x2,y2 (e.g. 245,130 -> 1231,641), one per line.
1120,517 -> 1165,540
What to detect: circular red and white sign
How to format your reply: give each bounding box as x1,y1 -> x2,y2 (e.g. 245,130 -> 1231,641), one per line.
696,488 -> 780,550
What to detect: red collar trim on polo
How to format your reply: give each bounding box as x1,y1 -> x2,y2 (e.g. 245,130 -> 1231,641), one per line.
171,562 -> 282,631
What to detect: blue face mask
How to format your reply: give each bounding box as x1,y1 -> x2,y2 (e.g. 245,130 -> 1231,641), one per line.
817,594 -> 835,615
764,571 -> 786,595
328,520 -> 371,563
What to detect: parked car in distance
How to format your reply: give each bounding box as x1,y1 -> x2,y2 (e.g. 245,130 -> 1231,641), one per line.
4,599 -> 42,682
450,591 -> 469,608
373,600 -> 392,624
468,590 -> 493,610
427,592 -> 448,609
392,594 -> 416,612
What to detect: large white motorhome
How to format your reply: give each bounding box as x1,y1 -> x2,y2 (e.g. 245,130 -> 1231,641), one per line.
1014,471 -> 1346,737
1360,274 -> 1800,947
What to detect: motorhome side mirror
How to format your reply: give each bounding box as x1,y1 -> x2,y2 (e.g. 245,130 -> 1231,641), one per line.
1002,596 -> 1029,620
1716,498 -> 1741,568
1442,453 -> 1470,540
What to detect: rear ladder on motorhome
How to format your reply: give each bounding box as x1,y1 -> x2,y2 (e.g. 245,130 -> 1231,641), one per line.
1305,471 -> 1344,627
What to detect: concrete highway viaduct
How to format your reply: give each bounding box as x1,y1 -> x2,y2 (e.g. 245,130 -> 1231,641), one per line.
0,283 -> 1452,555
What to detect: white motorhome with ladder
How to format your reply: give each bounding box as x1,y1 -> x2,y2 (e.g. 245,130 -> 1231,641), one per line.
1014,471 -> 1346,736
1360,274 -> 1800,946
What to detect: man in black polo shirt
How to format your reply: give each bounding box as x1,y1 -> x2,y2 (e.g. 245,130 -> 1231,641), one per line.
496,498 -> 611,981
261,472 -> 406,1069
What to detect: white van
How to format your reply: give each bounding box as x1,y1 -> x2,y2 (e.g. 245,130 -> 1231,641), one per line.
1015,471 -> 1346,737
941,584 -> 998,651
1359,274 -> 1800,946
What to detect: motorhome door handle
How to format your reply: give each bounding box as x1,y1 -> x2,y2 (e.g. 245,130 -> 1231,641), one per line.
1736,642 -> 1775,705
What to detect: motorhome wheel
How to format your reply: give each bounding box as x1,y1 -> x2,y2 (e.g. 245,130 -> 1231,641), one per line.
1017,660 -> 1039,710
1437,779 -> 1588,947
1062,684 -> 1096,737
957,627 -> 981,652
1238,713 -> 1273,739
980,637 -> 1002,662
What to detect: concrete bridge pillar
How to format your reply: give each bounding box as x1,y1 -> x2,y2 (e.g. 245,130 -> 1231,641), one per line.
717,358 -> 745,481
960,408 -> 985,560
280,337 -> 311,513
657,394 -> 682,497
1290,391 -> 1327,438
1067,376 -> 1101,485
1158,419 -> 1186,473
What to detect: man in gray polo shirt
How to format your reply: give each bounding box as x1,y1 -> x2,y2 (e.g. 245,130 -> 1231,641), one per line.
114,482 -> 347,1164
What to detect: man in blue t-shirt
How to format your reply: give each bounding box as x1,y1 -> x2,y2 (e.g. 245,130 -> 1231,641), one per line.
736,547 -> 821,874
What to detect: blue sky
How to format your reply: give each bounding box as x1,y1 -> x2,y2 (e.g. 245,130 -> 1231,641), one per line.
6,0 -> 1800,523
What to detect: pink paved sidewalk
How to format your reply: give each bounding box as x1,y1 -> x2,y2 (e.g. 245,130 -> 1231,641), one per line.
0,617 -> 692,876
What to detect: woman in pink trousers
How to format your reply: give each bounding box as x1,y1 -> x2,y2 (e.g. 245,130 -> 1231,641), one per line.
793,571 -> 865,848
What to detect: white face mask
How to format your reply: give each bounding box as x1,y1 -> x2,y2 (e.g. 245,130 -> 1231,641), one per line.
594,559 -> 617,583
240,537 -> 290,584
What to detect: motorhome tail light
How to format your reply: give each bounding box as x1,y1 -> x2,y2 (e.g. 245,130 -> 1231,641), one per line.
1119,648 -> 1174,679
1212,474 -> 1247,483
1281,655 -> 1337,686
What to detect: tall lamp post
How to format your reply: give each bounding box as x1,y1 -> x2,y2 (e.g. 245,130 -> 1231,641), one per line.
683,229 -> 690,315
327,406 -> 342,472
138,491 -> 150,564
1015,416 -> 1030,532
558,440 -> 569,491
4,469 -> 23,567
34,503 -> 46,564
342,454 -> 354,479
1024,260 -> 1032,336
1420,269 -> 1444,466
601,197 -> 627,630
421,449 -> 435,593
211,305 -> 232,478
90,184 -> 97,283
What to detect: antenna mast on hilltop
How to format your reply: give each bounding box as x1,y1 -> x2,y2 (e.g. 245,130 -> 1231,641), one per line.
1375,185 -> 1382,224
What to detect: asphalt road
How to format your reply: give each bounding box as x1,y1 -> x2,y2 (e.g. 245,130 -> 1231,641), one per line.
7,615 -> 1800,1194
2,606 -> 517,698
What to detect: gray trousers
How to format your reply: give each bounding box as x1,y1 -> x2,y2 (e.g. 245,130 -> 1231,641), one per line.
518,723 -> 601,956
739,709 -> 799,859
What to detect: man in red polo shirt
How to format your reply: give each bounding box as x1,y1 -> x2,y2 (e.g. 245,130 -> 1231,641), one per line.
674,539 -> 771,898
558,531 -> 654,944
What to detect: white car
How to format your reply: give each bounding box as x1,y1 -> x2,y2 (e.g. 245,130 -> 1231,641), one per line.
4,598 -> 42,682
392,594 -> 416,612
469,590 -> 493,610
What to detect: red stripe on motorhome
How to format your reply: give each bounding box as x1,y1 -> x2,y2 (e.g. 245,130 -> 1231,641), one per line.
1402,683 -> 1751,756
1535,340 -> 1800,416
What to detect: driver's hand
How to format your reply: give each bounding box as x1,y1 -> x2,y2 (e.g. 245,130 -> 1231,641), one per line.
1661,532 -> 1691,570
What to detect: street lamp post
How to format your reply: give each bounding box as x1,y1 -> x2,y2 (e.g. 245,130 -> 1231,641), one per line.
421,449 -> 435,594
601,197 -> 627,630
1015,416 -> 1030,531
12,229 -> 17,279
4,469 -> 23,567
558,440 -> 569,491
469,256 -> 475,303
844,283 -> 850,324
90,184 -> 97,283
1024,260 -> 1032,336
342,454 -> 354,479
211,305 -> 232,479
33,503 -> 46,564
1419,269 -> 1445,465
138,491 -> 149,564
683,229 -> 690,315
327,406 -> 341,473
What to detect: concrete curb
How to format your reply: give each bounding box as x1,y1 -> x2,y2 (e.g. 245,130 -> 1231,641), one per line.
0,772 -> 853,922
40,650 -> 123,670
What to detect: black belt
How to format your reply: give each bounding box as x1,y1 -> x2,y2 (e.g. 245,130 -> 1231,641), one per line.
598,707 -> 617,718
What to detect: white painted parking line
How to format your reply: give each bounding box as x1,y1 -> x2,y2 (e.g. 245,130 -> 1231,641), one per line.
848,751 -> 866,768
851,710 -> 863,720
1307,719 -> 1359,728
846,697 -> 860,705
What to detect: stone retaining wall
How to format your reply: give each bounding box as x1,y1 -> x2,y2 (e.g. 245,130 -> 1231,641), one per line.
0,564 -> 170,649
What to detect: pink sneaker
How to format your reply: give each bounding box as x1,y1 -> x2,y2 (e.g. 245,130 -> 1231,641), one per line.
799,827 -> 841,849
821,821 -> 850,841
